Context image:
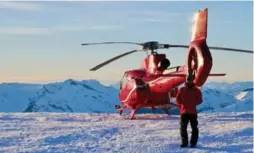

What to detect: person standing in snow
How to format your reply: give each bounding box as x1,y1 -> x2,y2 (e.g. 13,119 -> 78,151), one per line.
176,76 -> 203,148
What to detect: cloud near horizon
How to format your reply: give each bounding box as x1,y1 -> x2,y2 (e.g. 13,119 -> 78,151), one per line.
0,27 -> 52,35
0,24 -> 125,36
0,2 -> 42,11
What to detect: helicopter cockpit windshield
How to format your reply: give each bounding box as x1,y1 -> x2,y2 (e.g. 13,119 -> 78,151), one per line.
120,72 -> 129,91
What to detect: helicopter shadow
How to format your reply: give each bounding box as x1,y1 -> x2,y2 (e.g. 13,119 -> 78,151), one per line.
121,114 -> 180,121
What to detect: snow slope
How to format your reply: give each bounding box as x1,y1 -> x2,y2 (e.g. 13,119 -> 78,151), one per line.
0,111 -> 252,153
0,83 -> 42,112
204,81 -> 253,96
221,88 -> 253,112
236,88 -> 253,102
197,88 -> 238,113
24,79 -> 119,113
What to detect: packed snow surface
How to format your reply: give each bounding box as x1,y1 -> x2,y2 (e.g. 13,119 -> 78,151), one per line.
0,111 -> 252,153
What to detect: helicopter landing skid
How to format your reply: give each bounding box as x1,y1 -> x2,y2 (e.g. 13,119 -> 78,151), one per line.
115,105 -> 138,119
115,105 -> 128,115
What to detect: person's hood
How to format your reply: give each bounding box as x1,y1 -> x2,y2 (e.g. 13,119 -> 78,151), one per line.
184,82 -> 195,88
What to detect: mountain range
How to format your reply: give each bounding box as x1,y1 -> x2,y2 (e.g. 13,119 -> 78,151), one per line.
0,79 -> 252,114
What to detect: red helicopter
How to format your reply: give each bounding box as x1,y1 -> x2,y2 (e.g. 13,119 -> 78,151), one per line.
81,8 -> 253,119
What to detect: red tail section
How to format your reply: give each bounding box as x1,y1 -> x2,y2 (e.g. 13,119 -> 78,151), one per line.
191,8 -> 208,41
187,8 -> 213,87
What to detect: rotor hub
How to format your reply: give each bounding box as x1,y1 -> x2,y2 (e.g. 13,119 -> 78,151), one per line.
142,41 -> 159,54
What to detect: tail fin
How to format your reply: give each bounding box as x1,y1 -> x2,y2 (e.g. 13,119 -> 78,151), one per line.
187,8 -> 212,87
191,8 -> 208,41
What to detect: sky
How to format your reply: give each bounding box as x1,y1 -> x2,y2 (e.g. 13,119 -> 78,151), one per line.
0,1 -> 253,85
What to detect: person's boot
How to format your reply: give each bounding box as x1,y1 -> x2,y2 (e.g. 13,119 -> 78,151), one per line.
180,144 -> 188,148
190,144 -> 196,148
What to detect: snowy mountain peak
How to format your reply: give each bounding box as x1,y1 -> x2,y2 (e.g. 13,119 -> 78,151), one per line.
63,79 -> 101,93
64,79 -> 101,86
23,79 -> 119,113
235,88 -> 253,101
204,81 -> 253,95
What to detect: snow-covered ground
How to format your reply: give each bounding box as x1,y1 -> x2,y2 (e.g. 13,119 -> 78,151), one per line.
0,80 -> 252,152
0,111 -> 252,153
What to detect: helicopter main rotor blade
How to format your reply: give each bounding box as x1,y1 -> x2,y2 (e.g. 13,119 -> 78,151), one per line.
165,44 -> 253,54
90,50 -> 140,71
81,42 -> 142,46
208,46 -> 253,54
166,44 -> 189,48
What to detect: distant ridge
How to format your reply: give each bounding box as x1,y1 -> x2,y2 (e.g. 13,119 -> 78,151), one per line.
0,79 -> 252,113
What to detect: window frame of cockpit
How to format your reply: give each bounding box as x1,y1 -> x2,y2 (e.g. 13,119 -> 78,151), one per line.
120,72 -> 129,90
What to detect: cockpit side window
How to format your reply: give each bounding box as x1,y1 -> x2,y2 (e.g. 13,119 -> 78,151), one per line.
120,73 -> 129,90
